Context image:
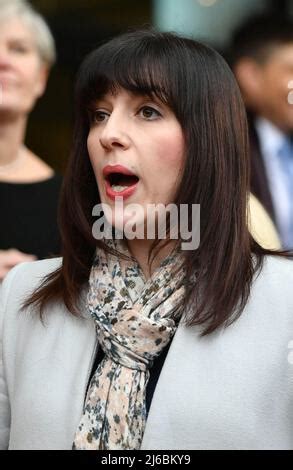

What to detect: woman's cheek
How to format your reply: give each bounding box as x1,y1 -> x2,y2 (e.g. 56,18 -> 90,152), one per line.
158,129 -> 185,165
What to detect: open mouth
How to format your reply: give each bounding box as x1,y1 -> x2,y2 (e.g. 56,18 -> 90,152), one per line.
103,165 -> 140,199
106,172 -> 139,192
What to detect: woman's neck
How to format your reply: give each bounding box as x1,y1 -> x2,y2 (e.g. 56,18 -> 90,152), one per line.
126,238 -> 177,280
0,114 -> 54,183
0,114 -> 27,166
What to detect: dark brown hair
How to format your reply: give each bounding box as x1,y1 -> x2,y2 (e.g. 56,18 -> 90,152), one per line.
24,29 -> 290,335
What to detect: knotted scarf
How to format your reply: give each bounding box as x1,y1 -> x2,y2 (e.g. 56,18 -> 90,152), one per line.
73,239 -> 185,450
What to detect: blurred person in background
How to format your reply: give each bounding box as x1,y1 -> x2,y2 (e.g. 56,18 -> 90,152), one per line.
0,0 -> 61,281
230,14 -> 293,250
248,193 -> 280,250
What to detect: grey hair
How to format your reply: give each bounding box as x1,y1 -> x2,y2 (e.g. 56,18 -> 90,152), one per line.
0,0 -> 56,67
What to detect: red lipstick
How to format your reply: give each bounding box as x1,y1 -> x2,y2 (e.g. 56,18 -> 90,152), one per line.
103,164 -> 136,178
103,165 -> 139,201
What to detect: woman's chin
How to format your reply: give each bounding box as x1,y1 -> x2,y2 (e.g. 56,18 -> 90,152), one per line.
112,217 -> 146,239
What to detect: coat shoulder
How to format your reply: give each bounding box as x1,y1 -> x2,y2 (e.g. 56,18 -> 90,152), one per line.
0,258 -> 62,312
258,255 -> 293,284
252,255 -> 293,306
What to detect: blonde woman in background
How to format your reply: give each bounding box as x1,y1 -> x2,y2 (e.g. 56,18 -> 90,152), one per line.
0,0 -> 61,280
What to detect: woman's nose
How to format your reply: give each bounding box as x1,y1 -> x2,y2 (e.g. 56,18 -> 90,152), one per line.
0,47 -> 12,68
99,113 -> 131,151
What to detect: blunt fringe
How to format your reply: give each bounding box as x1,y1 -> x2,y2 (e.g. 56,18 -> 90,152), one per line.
23,29 -> 291,335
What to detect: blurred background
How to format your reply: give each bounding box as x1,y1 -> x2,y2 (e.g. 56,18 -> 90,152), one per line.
27,0 -> 292,173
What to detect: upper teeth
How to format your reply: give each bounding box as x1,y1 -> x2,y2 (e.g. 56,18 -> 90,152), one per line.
111,185 -> 128,192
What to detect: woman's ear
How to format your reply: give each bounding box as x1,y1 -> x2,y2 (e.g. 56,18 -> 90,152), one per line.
233,58 -> 263,108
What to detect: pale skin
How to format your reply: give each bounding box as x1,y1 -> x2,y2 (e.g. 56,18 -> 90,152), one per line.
87,87 -> 185,279
0,16 -> 52,279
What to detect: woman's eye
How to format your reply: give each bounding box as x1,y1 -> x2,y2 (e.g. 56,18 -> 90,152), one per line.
139,106 -> 162,120
10,44 -> 29,54
91,110 -> 109,123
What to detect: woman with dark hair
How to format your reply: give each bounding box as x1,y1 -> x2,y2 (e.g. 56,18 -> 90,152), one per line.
0,29 -> 293,450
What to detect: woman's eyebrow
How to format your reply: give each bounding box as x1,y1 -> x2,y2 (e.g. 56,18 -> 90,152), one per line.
7,36 -> 33,44
89,95 -> 111,107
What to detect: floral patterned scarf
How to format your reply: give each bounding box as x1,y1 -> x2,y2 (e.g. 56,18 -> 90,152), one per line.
73,239 -> 185,450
